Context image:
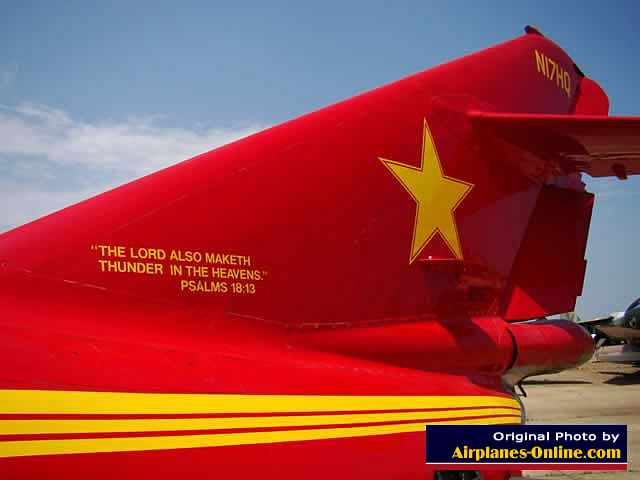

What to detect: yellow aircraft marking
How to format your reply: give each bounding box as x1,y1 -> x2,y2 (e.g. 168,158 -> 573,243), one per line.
380,118 -> 473,263
0,390 -> 519,415
0,408 -> 519,435
0,390 -> 520,457
0,416 -> 520,458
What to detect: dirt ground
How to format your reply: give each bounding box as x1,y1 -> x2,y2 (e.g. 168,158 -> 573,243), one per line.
522,360 -> 640,479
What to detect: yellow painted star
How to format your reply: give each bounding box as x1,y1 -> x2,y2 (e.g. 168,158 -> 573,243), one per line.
380,119 -> 473,263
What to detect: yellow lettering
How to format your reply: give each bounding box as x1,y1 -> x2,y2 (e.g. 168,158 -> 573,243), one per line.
185,265 -> 208,278
556,65 -> 564,87
97,245 -> 125,257
547,58 -> 557,80
95,259 -> 161,275
170,250 -> 202,263
213,281 -> 228,293
95,244 -> 262,295
535,50 -> 572,98
130,247 -> 166,260
205,253 -> 252,266
535,49 -> 546,76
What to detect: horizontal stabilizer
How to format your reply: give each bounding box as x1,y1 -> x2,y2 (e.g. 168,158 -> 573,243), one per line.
468,111 -> 640,179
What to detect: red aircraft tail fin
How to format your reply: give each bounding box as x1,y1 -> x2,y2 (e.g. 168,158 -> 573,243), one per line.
2,37 -> 639,327
573,76 -> 609,115
468,89 -> 640,320
501,185 -> 593,320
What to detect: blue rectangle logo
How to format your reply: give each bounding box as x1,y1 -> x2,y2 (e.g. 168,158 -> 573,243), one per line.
425,425 -> 627,470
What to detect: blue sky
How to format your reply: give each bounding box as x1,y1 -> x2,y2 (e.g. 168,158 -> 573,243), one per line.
1,1 -> 638,319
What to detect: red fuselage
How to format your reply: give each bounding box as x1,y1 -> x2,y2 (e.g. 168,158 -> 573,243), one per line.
0,31 -> 599,478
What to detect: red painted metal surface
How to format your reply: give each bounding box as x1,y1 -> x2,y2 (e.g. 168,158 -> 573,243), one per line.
1,28 -> 638,478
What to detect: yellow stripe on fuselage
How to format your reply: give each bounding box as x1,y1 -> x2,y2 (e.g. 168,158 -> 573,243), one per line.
0,415 -> 520,458
0,389 -> 521,458
0,408 -> 519,435
0,390 -> 519,415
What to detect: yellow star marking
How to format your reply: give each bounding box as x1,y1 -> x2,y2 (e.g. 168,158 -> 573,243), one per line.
380,119 -> 474,263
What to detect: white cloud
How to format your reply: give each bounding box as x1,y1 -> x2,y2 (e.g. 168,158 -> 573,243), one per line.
0,103 -> 264,233
0,103 -> 261,175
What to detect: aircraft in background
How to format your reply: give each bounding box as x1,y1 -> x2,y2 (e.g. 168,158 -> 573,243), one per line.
1,26 -> 639,480
577,298 -> 640,363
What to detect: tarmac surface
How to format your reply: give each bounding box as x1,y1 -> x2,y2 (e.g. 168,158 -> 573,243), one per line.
522,360 -> 640,479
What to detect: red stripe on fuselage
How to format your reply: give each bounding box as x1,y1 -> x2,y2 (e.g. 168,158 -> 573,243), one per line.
0,405 -> 519,421
0,413 -> 520,441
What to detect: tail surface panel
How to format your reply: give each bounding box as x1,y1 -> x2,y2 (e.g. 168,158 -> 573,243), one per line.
1,34 -> 638,325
